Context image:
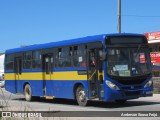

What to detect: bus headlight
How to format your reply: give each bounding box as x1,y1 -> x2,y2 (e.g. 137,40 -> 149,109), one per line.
144,80 -> 153,88
105,81 -> 120,90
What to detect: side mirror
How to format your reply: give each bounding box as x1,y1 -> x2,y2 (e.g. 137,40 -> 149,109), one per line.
99,50 -> 106,60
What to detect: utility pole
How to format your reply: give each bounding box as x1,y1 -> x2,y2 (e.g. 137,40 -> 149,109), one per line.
118,0 -> 121,33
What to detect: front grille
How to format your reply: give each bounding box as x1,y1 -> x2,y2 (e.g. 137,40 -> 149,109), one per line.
109,73 -> 151,85
108,73 -> 151,85
122,85 -> 142,90
117,78 -> 145,85
125,91 -> 141,96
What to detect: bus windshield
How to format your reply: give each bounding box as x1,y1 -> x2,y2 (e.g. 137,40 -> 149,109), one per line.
106,47 -> 151,77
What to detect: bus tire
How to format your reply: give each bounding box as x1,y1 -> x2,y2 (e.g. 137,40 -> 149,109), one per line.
115,100 -> 127,104
24,84 -> 32,101
76,85 -> 88,106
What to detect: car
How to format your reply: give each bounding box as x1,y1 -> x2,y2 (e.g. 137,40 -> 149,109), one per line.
0,72 -> 5,87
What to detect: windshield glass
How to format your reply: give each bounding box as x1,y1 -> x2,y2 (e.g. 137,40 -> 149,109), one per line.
107,47 -> 151,77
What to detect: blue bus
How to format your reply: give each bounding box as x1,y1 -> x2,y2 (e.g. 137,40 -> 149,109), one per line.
5,33 -> 153,106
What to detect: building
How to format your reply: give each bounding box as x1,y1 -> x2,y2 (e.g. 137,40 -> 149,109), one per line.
0,53 -> 4,73
144,32 -> 160,77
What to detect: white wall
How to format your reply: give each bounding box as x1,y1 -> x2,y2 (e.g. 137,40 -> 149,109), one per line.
0,54 -> 5,73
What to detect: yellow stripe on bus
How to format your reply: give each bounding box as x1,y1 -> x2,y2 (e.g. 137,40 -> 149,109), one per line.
52,71 -> 87,80
5,71 -> 87,81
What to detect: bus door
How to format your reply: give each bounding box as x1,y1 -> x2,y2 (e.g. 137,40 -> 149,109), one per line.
42,54 -> 53,96
14,57 -> 22,93
87,49 -> 99,98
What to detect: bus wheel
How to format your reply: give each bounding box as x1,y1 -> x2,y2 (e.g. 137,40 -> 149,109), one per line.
115,100 -> 127,104
24,84 -> 32,101
76,85 -> 88,106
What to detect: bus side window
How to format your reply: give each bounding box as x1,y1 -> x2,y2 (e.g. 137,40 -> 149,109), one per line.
56,48 -> 62,67
6,54 -> 14,70
73,45 -> 86,67
32,50 -> 42,69
73,46 -> 78,67
56,47 -> 72,68
23,51 -> 32,69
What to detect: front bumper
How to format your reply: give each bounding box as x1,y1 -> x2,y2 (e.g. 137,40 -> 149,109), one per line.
104,86 -> 153,101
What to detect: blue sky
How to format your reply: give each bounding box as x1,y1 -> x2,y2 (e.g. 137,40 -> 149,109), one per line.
0,0 -> 160,52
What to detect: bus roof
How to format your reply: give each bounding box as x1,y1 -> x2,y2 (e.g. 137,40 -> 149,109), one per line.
5,33 -> 144,54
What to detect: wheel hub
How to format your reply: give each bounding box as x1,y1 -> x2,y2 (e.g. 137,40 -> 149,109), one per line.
78,90 -> 85,102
